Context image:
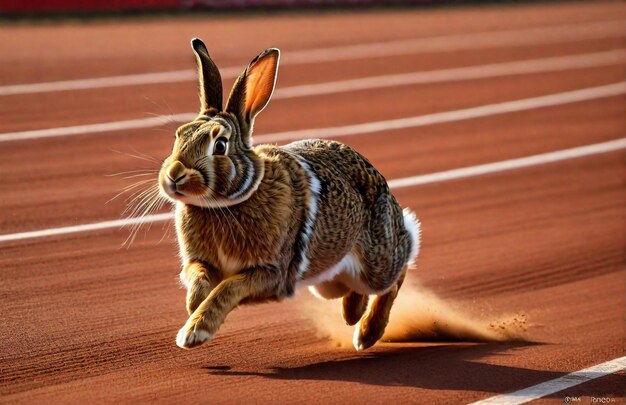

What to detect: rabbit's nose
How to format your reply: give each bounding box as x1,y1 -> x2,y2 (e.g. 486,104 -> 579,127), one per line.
166,161 -> 187,183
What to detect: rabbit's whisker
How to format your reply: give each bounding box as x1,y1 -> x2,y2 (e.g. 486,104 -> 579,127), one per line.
120,183 -> 158,211
106,179 -> 155,205
123,185 -> 159,218
122,173 -> 159,180
128,145 -> 161,164
110,148 -> 160,164
123,185 -> 164,248
106,169 -> 158,177
157,214 -> 175,245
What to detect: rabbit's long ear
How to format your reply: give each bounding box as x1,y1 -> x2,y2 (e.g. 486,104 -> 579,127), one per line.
226,48 -> 280,144
191,38 -> 223,115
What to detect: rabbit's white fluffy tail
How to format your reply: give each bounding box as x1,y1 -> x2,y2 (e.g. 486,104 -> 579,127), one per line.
402,208 -> 421,266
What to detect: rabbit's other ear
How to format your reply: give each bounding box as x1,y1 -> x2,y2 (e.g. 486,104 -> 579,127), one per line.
226,48 -> 280,143
191,38 -> 223,115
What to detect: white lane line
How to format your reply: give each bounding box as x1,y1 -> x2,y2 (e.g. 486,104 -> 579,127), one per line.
0,213 -> 174,244
469,356 -> 626,405
1,51 -> 625,143
274,49 -> 626,99
388,138 -> 626,189
0,113 -> 197,143
283,20 -> 626,64
1,138 -> 624,244
0,19 -> 624,96
259,82 -> 626,144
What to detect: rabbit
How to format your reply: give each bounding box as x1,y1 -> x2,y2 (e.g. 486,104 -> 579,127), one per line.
158,38 -> 421,352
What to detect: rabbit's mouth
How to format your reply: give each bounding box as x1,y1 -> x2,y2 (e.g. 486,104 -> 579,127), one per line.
159,162 -> 209,204
163,179 -> 206,198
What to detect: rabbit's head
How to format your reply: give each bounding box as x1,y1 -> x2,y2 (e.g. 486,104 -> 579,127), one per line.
159,38 -> 279,208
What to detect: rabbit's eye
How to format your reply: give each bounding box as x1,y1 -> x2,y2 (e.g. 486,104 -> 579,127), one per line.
213,138 -> 228,155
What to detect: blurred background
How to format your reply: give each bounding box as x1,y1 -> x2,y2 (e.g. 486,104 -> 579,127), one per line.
1,0 -> 470,14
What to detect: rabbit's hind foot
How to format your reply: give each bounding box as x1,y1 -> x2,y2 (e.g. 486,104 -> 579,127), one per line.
352,263 -> 408,351
352,283 -> 399,351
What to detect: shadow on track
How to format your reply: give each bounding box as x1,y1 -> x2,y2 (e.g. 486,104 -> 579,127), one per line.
204,342 -> 560,392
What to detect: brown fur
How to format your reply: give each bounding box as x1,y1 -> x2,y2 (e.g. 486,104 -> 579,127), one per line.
160,39 -> 420,351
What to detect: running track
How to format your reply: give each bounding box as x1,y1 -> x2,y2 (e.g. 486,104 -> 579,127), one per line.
0,2 -> 624,403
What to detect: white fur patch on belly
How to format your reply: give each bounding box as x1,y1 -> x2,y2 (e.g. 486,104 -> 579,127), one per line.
296,252 -> 362,289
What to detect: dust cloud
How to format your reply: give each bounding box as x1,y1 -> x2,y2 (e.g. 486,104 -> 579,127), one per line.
300,281 -> 528,348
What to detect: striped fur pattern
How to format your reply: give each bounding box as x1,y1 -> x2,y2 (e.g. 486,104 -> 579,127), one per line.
159,39 -> 421,351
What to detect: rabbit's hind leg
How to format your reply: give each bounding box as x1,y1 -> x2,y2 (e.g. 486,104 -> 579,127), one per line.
353,263 -> 408,351
342,291 -> 369,326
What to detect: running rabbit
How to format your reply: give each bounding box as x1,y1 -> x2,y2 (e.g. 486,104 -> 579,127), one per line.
159,38 -> 420,351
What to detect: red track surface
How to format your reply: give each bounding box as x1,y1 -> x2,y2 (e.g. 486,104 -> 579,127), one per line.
1,2 -> 624,403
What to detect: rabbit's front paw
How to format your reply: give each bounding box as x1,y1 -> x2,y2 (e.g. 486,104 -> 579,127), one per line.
176,324 -> 213,349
